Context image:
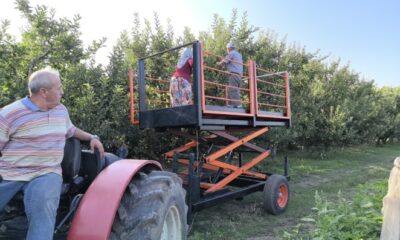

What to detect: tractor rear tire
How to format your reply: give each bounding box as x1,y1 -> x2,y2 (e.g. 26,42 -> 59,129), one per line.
110,170 -> 188,240
263,174 -> 289,215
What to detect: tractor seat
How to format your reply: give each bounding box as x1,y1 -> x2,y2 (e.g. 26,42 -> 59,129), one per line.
60,137 -> 86,194
61,137 -> 82,183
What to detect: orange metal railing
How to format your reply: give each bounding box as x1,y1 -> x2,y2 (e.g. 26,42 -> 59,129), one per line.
254,65 -> 290,119
129,69 -> 139,125
129,42 -> 291,126
201,48 -> 253,117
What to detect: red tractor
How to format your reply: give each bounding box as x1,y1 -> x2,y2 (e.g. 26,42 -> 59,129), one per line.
0,41 -> 290,239
0,139 -> 188,239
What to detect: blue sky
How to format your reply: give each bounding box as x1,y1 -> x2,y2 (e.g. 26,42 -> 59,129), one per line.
188,0 -> 399,87
1,0 -> 399,87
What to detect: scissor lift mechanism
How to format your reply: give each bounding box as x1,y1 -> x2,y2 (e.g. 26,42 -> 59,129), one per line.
130,41 -> 291,220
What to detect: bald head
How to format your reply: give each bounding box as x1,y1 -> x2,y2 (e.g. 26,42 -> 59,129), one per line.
28,67 -> 61,95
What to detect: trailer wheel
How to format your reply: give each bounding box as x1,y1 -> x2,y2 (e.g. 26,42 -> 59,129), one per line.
263,174 -> 289,215
110,171 -> 188,240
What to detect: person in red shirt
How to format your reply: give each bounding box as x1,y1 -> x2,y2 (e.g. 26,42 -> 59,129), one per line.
170,48 -> 193,107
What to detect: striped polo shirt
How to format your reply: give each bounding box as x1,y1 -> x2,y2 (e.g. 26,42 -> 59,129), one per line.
0,97 -> 76,181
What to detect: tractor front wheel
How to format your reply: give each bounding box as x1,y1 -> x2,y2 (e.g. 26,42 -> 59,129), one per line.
263,174 -> 289,215
110,171 -> 188,240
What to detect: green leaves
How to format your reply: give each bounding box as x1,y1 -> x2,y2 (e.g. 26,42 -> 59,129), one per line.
284,181 -> 386,239
0,1 -> 399,157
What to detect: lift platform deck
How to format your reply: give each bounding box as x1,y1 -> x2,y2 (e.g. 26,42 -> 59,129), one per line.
130,41 -> 290,131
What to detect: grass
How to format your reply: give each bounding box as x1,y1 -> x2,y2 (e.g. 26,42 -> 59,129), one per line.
188,143 -> 400,240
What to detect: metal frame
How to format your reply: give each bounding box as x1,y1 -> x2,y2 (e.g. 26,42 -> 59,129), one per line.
164,128 -> 289,221
130,40 -> 291,222
131,41 -> 291,130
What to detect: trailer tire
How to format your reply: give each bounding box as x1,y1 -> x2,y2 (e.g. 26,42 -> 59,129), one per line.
110,171 -> 188,240
263,174 -> 289,215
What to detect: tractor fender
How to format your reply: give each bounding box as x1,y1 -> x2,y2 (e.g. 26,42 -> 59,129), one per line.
67,159 -> 162,240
